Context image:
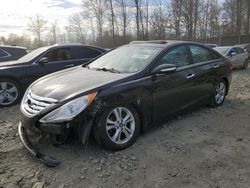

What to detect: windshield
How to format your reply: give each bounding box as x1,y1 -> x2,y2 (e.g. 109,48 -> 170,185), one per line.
214,47 -> 230,56
18,46 -> 49,62
88,45 -> 162,73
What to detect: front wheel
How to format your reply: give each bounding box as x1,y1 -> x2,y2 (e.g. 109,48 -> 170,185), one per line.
94,105 -> 140,150
210,80 -> 227,107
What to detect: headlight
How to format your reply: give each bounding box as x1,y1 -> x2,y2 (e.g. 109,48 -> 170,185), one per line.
40,92 -> 97,123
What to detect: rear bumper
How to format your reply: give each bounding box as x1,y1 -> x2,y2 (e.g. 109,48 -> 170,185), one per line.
18,122 -> 61,167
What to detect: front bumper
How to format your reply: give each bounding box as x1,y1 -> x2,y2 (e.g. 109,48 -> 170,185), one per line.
18,122 -> 61,167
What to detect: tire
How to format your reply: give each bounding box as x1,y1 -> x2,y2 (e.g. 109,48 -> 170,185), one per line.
242,60 -> 249,69
210,80 -> 227,107
0,78 -> 22,107
93,105 -> 140,150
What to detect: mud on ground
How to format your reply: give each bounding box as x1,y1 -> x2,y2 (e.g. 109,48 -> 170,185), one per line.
0,68 -> 250,188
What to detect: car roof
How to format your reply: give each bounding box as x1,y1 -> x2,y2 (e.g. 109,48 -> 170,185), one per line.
51,43 -> 107,52
0,45 -> 26,50
234,44 -> 250,48
214,46 -> 232,49
128,40 -> 203,48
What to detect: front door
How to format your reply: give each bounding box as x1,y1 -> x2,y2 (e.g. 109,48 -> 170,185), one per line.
30,47 -> 74,81
152,45 -> 197,121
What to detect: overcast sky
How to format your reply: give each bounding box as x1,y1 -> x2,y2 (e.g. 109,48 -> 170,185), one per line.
0,0 -> 82,37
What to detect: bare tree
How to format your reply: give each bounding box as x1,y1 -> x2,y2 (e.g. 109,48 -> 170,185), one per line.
134,0 -> 140,39
115,0 -> 131,42
247,0 -> 250,34
107,0 -> 116,45
83,0 -> 107,44
50,21 -> 59,44
27,14 -> 47,47
149,1 -> 169,39
170,0 -> 182,39
69,13 -> 85,43
236,0 -> 242,39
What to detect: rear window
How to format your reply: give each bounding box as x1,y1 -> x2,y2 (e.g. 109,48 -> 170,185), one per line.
0,49 -> 10,58
71,46 -> 102,59
189,45 -> 216,63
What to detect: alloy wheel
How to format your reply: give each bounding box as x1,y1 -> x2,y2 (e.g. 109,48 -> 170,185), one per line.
215,82 -> 226,105
0,81 -> 18,106
106,107 -> 135,145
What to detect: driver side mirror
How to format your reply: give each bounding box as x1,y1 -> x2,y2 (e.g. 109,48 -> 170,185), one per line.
38,57 -> 49,64
152,64 -> 177,74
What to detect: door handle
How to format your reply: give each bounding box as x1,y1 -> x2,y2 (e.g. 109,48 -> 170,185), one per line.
213,64 -> 219,68
186,73 -> 195,79
64,64 -> 74,68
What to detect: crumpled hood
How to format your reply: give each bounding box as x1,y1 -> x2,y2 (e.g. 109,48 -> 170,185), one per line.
30,66 -> 131,102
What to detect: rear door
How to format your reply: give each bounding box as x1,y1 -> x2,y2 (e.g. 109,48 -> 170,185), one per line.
187,44 -> 224,100
152,44 -> 199,120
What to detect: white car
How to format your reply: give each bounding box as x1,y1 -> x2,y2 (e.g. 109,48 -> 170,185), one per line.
214,46 -> 248,69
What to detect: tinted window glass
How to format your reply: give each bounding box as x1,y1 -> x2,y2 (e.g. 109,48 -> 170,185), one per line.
0,49 -> 9,58
72,47 -> 102,59
158,45 -> 190,67
190,45 -> 214,63
43,48 -> 70,62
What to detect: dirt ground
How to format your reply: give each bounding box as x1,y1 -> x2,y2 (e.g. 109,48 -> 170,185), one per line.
0,68 -> 250,188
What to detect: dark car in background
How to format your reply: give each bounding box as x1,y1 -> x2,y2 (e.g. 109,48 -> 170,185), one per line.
0,45 -> 27,62
18,40 -> 232,167
0,44 -> 106,107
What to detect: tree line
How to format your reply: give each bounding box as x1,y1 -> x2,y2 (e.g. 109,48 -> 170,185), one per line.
0,0 -> 250,49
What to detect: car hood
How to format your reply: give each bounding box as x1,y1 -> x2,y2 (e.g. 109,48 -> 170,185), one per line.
30,66 -> 131,102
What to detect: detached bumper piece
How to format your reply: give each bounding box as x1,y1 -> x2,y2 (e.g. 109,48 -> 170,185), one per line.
18,122 -> 61,167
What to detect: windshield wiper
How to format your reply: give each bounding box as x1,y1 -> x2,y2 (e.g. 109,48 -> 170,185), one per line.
92,67 -> 121,73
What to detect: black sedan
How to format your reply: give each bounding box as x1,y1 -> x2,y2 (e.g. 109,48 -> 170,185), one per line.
0,45 -> 27,62
18,40 -> 232,167
0,44 -> 106,107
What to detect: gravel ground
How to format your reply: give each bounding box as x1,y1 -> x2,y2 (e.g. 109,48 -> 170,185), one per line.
0,68 -> 250,188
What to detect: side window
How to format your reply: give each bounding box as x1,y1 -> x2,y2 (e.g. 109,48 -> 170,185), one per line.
235,48 -> 240,54
237,48 -> 245,54
0,49 -> 10,58
228,48 -> 236,56
189,45 -> 214,63
158,45 -> 190,67
43,48 -> 70,62
72,47 -> 102,59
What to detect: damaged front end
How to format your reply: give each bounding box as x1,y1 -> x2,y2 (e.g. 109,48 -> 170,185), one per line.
18,122 -> 61,167
18,91 -> 100,167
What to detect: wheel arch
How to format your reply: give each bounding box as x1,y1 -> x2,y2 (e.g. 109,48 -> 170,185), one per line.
221,77 -> 229,95
0,76 -> 23,91
130,102 -> 149,133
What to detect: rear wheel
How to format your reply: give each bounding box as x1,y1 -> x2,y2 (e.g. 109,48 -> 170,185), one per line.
210,80 -> 227,107
94,105 -> 140,150
0,79 -> 22,107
